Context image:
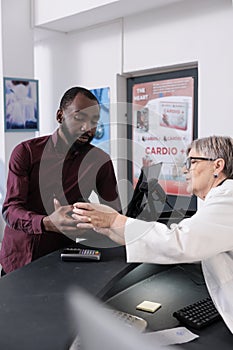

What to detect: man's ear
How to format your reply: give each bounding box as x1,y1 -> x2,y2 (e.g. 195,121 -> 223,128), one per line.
56,109 -> 63,124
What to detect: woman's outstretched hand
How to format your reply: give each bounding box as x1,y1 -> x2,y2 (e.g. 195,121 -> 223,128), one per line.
72,202 -> 127,245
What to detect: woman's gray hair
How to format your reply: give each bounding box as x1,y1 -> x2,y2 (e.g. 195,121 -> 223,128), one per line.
187,136 -> 233,179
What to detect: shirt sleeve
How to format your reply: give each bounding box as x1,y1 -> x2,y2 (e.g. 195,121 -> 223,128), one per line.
96,156 -> 122,212
2,143 -> 45,234
124,186 -> 233,264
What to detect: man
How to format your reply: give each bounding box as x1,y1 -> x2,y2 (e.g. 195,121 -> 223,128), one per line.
0,86 -> 121,274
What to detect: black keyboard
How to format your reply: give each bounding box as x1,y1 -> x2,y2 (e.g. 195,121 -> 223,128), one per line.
173,297 -> 221,329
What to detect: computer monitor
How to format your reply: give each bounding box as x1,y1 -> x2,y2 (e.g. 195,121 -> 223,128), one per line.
126,162 -> 196,224
126,162 -> 162,220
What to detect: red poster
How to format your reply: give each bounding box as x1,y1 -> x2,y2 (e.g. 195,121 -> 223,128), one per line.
132,77 -> 194,196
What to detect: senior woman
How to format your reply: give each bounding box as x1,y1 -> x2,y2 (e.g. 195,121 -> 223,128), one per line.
73,135 -> 233,333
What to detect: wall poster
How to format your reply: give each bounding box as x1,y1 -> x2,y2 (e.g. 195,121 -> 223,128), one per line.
127,68 -> 198,200
90,87 -> 110,155
4,77 -> 39,132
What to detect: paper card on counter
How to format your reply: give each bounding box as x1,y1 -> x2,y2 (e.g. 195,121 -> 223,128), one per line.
143,327 -> 199,345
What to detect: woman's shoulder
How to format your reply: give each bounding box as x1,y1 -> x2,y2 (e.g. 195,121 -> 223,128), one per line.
206,179 -> 233,201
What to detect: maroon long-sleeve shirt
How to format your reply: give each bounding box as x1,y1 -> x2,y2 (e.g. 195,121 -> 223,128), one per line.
0,130 -> 121,273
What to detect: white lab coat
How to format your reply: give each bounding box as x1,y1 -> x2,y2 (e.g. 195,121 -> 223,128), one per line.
125,179 -> 233,333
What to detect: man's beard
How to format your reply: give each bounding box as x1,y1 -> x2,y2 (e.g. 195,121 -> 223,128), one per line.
60,122 -> 94,150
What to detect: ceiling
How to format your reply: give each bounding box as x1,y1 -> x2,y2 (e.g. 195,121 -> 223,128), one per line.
34,0 -> 184,33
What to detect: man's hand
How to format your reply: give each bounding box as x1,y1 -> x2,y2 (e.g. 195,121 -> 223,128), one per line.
42,198 -> 87,240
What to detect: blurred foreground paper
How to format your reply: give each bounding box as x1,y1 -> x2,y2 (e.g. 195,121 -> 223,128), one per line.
68,287 -> 181,350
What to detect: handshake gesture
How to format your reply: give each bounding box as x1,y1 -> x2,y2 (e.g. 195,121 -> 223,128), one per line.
72,202 -> 127,245
42,199 -> 127,245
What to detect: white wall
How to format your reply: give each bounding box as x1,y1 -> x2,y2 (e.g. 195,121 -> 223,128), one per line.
32,0 -> 183,32
123,0 -> 233,137
1,0 -> 36,172
34,30 -> 68,135
0,1 -> 5,184
0,1 -> 5,239
33,0 -> 118,25
0,0 -> 36,238
34,0 -> 233,144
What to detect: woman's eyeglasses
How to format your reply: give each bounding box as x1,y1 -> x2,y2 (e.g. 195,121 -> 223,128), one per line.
184,157 -> 216,171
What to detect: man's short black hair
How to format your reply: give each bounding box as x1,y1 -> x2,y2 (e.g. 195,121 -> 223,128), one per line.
59,87 -> 99,109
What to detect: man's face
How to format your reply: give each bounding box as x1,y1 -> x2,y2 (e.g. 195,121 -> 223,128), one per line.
58,93 -> 100,146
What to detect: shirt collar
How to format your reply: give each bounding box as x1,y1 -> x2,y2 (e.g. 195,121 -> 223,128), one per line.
51,129 -> 72,157
217,178 -> 228,187
51,128 -> 59,148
